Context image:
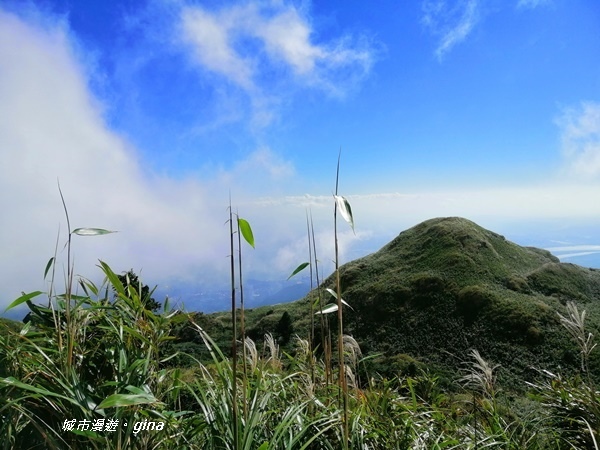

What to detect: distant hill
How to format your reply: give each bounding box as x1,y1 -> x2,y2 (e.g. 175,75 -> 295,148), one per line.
0,317 -> 21,334
153,277 -> 310,313
204,217 -> 600,390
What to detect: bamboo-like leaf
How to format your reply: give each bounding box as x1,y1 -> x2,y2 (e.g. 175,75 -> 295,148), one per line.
0,377 -> 76,403
72,227 -> 117,236
316,304 -> 338,315
4,291 -> 43,312
238,218 -> 255,248
325,288 -> 354,310
125,385 -> 152,395
43,257 -> 55,280
97,392 -> 157,409
288,262 -> 309,280
98,260 -> 127,298
334,195 -> 354,233
78,278 -> 99,297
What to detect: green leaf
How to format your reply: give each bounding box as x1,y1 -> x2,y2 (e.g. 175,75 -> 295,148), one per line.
358,352 -> 384,365
43,257 -> 55,280
257,443 -> 269,450
97,392 -> 158,409
0,377 -> 75,403
19,322 -> 32,336
316,304 -> 338,315
98,261 -> 125,297
334,195 -> 355,233
78,278 -> 99,297
237,218 -> 255,248
325,288 -> 353,310
4,291 -> 43,312
72,228 -> 117,236
125,385 -> 151,395
325,287 -> 337,299
287,262 -> 309,280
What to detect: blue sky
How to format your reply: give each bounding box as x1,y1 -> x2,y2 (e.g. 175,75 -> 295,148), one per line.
1,0 -> 600,316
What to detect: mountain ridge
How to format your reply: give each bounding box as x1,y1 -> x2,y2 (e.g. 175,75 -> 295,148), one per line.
231,216 -> 600,389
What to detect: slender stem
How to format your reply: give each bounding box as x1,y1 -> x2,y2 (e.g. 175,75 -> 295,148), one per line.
228,196 -> 238,450
58,181 -> 74,371
237,212 -> 248,421
334,150 -> 349,450
49,227 -> 62,352
306,211 -> 315,386
311,211 -> 328,386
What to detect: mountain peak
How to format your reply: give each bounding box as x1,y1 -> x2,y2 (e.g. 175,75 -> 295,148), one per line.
310,217 -> 600,387
355,216 -> 558,289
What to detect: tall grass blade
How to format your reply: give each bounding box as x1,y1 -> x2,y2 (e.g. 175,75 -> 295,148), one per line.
583,418 -> 599,450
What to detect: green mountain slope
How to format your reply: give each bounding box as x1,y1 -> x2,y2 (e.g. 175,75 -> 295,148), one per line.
0,318 -> 22,377
213,217 -> 600,389
0,317 -> 21,335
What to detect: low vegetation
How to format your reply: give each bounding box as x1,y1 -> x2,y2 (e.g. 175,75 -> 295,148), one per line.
1,266 -> 599,448
1,205 -> 599,448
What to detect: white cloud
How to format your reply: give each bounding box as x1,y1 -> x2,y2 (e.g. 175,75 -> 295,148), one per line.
180,6 -> 255,89
238,147 -> 294,179
557,101 -> 600,178
545,245 -> 600,260
253,184 -> 600,233
422,0 -> 480,61
253,5 -> 323,75
516,0 -> 552,10
178,1 -> 375,124
546,245 -> 600,252
0,9 -> 218,297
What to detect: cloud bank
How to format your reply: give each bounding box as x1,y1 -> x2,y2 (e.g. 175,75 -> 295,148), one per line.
0,9 -> 300,315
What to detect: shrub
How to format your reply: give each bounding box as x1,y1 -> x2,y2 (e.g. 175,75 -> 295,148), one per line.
456,285 -> 495,324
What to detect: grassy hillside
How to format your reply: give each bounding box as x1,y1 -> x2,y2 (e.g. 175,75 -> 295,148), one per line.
204,217 -> 600,390
0,317 -> 22,334
0,318 -> 22,377
2,218 -> 600,448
